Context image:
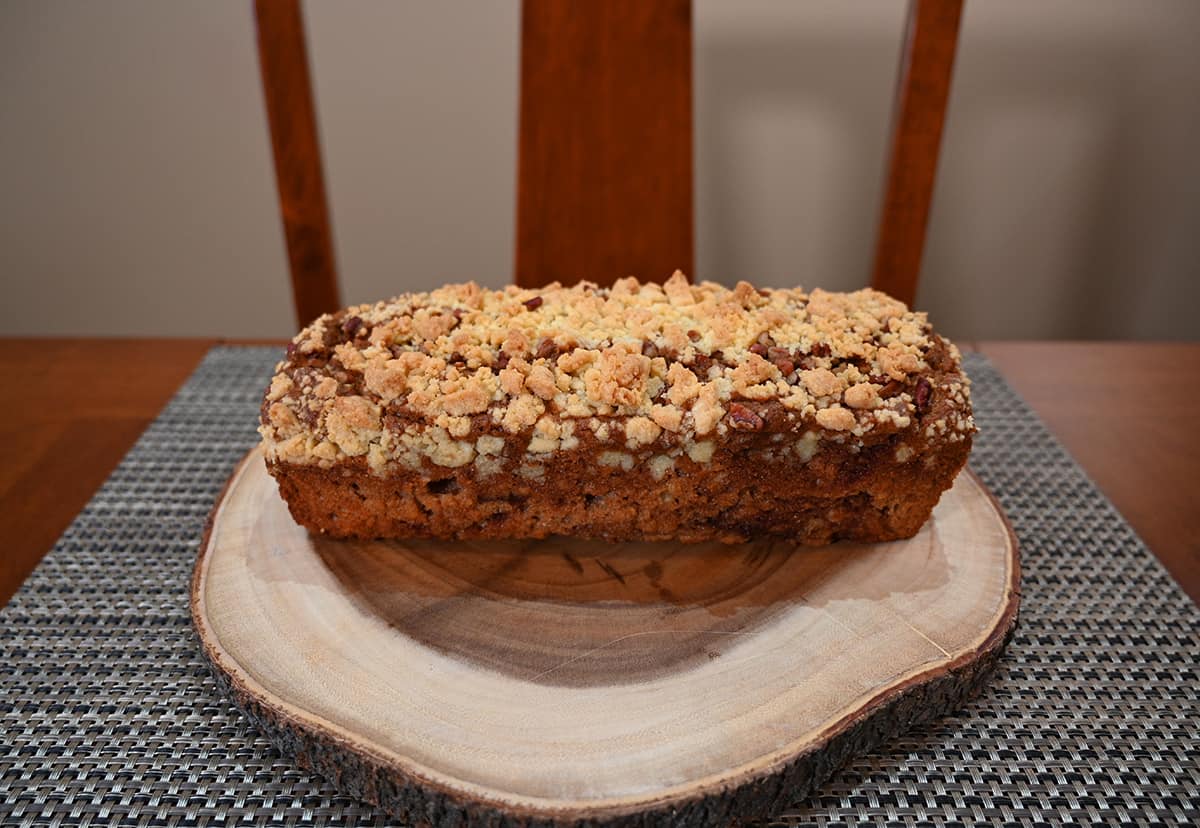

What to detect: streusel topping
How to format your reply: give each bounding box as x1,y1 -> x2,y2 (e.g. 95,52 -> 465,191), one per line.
260,272 -> 973,472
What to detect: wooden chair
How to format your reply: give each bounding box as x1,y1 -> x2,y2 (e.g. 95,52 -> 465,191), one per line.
255,0 -> 962,329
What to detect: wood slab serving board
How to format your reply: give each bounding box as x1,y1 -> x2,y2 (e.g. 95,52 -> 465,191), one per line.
192,448 -> 1019,826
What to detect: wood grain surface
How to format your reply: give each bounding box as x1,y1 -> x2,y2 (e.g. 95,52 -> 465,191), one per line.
2,340 -> 1195,608
193,450 -> 1017,825
515,0 -> 694,288
0,339 -> 214,608
980,342 -> 1200,603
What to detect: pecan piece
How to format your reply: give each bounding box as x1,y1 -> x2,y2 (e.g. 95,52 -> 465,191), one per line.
766,345 -> 794,376
727,403 -> 765,431
878,378 -> 905,398
914,377 -> 933,413
534,338 -> 559,360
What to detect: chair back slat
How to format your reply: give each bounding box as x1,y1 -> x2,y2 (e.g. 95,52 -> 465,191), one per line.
516,0 -> 694,288
871,0 -> 964,306
255,0 -> 341,328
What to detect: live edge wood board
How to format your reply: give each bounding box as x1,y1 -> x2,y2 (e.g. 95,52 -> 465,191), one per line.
192,448 -> 1019,827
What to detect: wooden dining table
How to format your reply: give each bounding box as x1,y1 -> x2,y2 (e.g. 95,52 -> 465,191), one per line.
1,339 -> 1196,607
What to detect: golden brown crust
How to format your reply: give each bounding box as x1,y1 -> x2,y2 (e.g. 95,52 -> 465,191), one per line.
259,274 -> 975,542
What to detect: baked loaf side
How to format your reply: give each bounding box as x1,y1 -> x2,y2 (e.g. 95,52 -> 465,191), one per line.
259,273 -> 975,544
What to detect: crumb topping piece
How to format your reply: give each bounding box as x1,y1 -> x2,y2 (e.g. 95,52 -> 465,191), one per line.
260,272 -> 974,472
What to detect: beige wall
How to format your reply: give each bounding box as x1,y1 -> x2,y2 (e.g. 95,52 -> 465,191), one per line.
3,0 -> 1198,340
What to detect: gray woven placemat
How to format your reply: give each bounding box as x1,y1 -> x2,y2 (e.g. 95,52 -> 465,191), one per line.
1,347 -> 1196,827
